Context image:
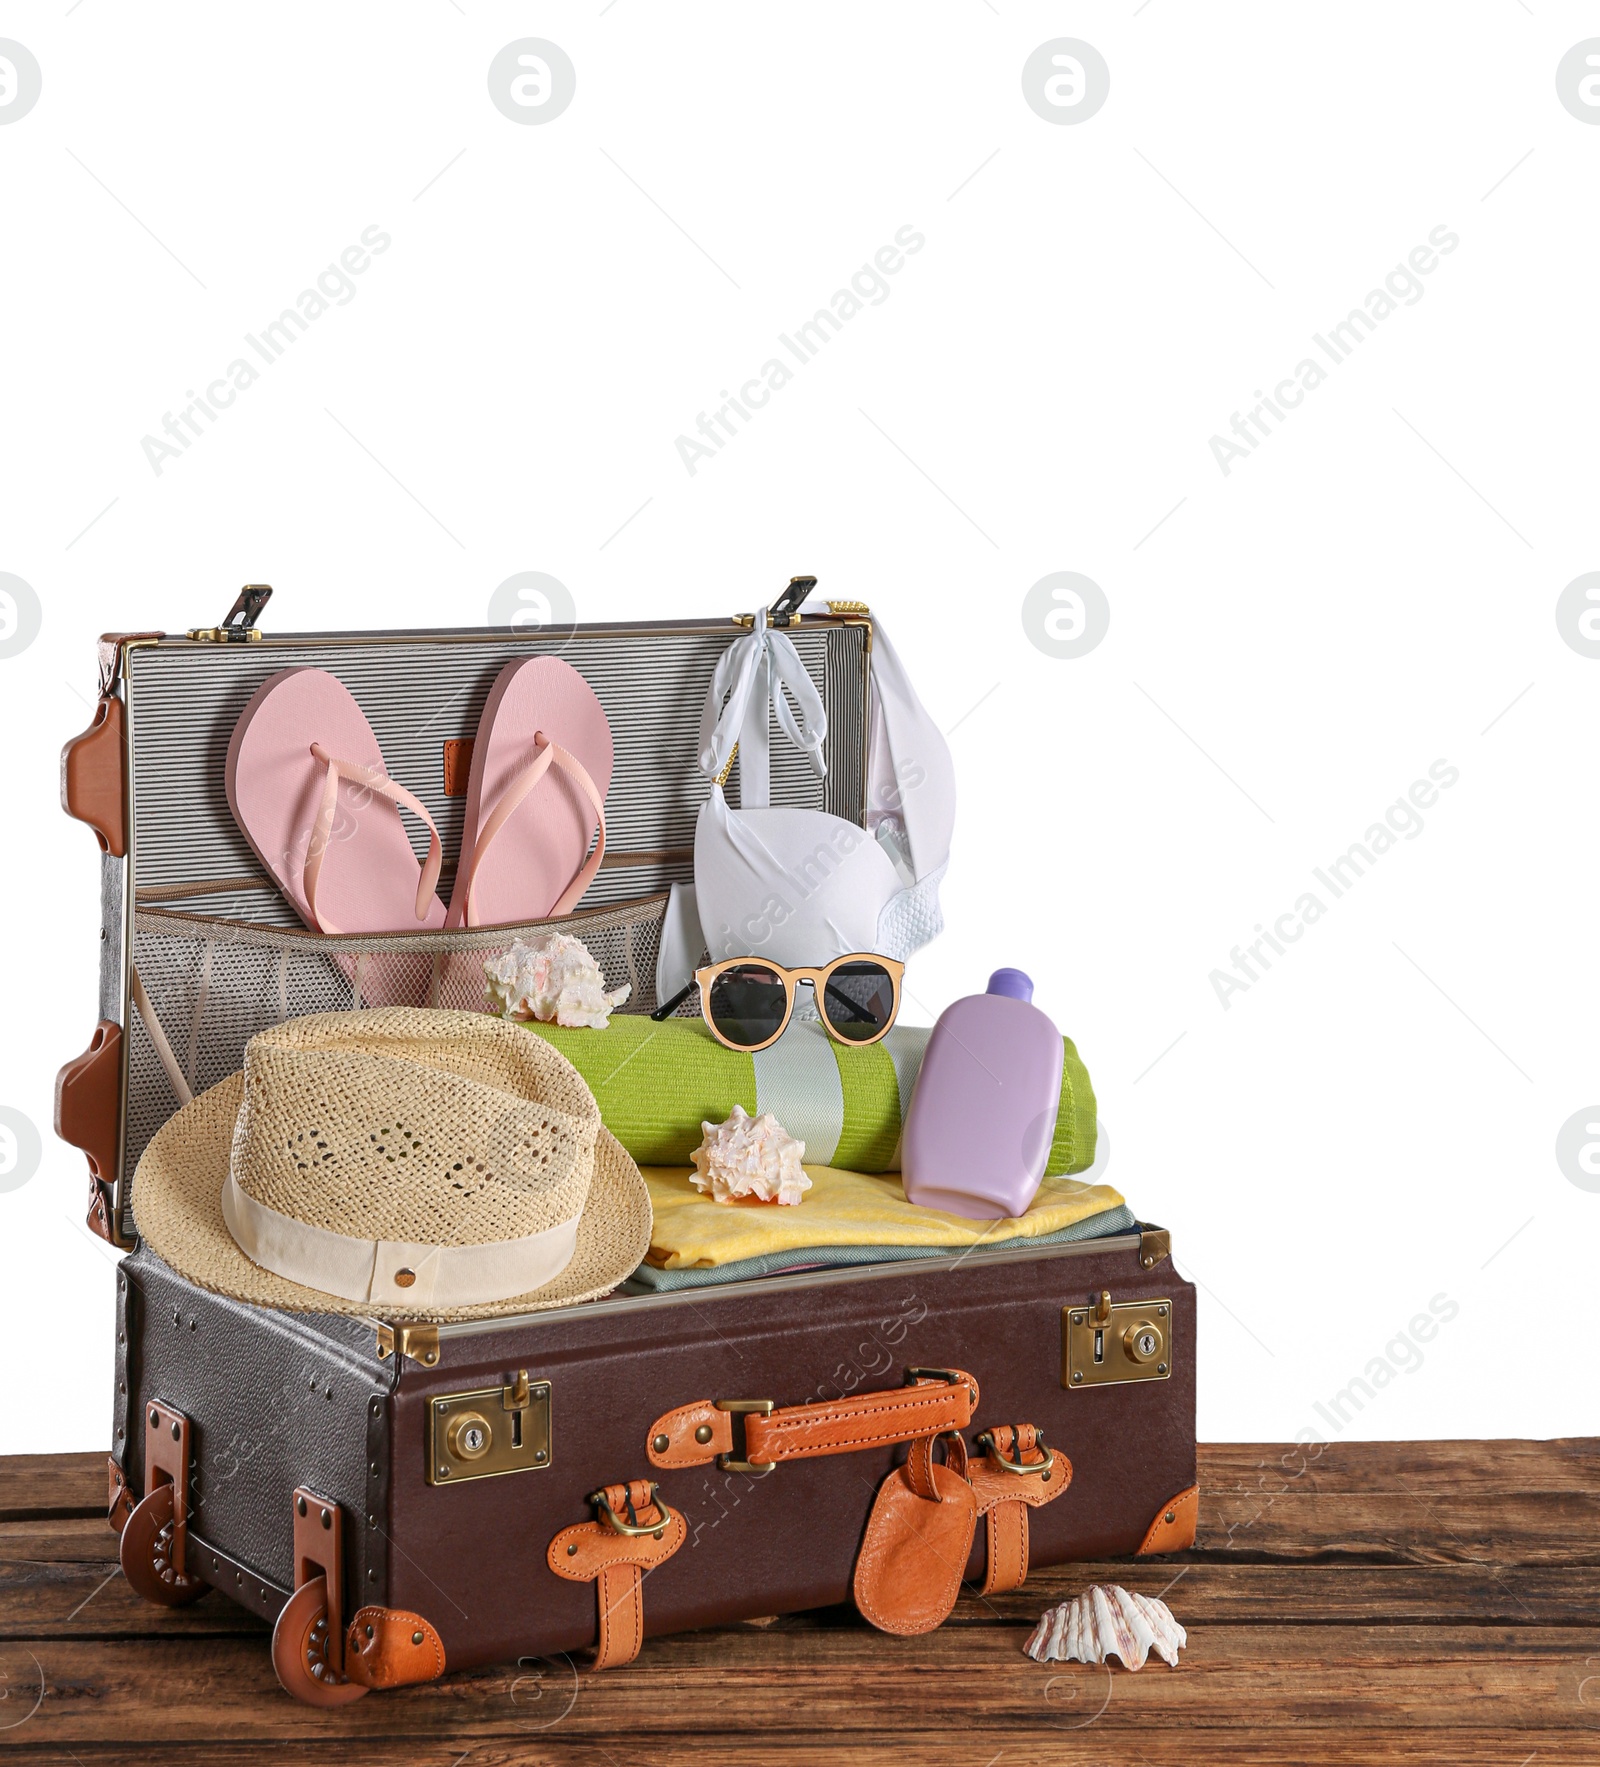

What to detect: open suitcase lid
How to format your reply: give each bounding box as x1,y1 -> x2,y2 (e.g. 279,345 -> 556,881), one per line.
62,582 -> 878,1246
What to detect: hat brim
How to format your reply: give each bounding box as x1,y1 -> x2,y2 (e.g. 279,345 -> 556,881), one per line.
132,1072 -> 653,1323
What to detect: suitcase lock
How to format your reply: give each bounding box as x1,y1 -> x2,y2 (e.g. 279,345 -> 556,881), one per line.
1063,1293 -> 1173,1389
427,1370 -> 551,1485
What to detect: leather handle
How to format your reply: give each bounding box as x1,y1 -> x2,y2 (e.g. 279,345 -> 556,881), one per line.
55,1020 -> 123,1242
61,694 -> 127,856
647,1369 -> 980,1472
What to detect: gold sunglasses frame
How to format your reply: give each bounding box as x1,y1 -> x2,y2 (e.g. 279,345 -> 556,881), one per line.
694,953 -> 905,1054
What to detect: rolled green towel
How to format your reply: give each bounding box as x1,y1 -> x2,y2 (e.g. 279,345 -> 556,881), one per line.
517,1016 -> 1097,1176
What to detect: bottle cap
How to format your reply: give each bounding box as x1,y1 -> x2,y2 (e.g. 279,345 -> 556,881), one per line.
986,968 -> 1033,1002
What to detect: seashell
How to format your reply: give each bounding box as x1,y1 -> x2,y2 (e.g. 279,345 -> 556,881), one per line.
484,934 -> 631,1029
1024,1585 -> 1185,1671
690,1104 -> 810,1206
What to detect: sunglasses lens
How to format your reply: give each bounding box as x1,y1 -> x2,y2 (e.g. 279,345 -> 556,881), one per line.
821,961 -> 898,1042
706,964 -> 789,1048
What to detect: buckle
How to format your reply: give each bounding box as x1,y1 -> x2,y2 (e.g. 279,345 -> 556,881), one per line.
590,1483 -> 667,1537
976,1428 -> 1056,1478
713,1399 -> 777,1475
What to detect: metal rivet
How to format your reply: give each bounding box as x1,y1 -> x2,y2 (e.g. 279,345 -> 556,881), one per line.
394,1269 -> 416,1289
370,1462 -> 379,1475
1157,1363 -> 1167,1375
411,1631 -> 424,1646
235,1570 -> 242,1584
1142,1255 -> 1154,1268
149,1409 -> 159,1428
297,1496 -> 307,1517
534,1450 -> 546,1463
566,1542 -> 578,1556
1158,1306 -> 1167,1317
365,1625 -> 375,1639
653,1528 -> 664,1540
320,1508 -> 332,1529
1042,1472 -> 1052,1482
1072,1371 -> 1083,1382
654,1433 -> 671,1452
1165,1511 -> 1176,1525
693,1424 -> 713,1445
368,1569 -> 377,1580
438,1465 -> 450,1478
170,1422 -> 180,1441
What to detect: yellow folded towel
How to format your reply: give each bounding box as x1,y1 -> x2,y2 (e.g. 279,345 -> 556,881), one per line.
642,1165 -> 1125,1270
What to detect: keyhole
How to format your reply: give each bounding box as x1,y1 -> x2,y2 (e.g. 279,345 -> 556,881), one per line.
1093,1329 -> 1104,1364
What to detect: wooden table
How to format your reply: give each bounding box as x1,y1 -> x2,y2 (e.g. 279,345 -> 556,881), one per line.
2,1440 -> 1595,1763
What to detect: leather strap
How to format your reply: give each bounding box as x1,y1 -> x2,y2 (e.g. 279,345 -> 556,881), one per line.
304,743 -> 445,933
459,733 -> 608,925
547,1481 -> 685,1672
969,1424 -> 1072,1596
647,1370 -> 979,1472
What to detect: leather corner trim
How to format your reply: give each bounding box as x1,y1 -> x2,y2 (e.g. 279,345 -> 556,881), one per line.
61,694 -> 127,856
56,1020 -> 123,1187
345,1607 -> 446,1689
647,1400 -> 731,1469
1137,1483 -> 1199,1554
107,1456 -> 133,1535
97,632 -> 164,697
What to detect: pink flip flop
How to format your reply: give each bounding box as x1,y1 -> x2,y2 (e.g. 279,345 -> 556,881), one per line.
226,667 -> 447,936
447,657 -> 613,929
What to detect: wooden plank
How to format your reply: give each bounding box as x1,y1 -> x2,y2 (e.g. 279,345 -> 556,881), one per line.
1,1740 -> 1595,1767
4,1554 -> 1595,1639
1196,1489 -> 1600,1564
0,1455 -> 103,1523
1203,1437 -> 1600,1494
3,1627 -> 1596,1746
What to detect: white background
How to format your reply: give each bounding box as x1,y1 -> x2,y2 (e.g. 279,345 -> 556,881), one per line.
1,3 -> 1596,1454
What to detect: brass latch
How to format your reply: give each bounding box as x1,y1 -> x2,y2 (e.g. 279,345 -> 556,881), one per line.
189,583 -> 271,643
1063,1294 -> 1172,1389
428,1371 -> 551,1486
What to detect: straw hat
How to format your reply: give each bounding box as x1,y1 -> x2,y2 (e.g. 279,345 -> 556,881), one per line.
132,1008 -> 652,1322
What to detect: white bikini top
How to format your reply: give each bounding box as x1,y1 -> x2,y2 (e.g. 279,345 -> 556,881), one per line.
660,608 -> 956,985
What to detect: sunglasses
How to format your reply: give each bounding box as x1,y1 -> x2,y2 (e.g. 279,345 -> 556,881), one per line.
651,954 -> 904,1053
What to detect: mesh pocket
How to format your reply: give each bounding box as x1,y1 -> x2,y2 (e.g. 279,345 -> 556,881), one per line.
124,895 -> 667,1224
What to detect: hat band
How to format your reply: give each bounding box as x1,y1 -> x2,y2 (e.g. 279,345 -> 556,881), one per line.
221,1174 -> 580,1310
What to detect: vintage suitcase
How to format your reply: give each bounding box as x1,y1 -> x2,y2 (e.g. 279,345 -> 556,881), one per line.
60,585 -> 1198,1702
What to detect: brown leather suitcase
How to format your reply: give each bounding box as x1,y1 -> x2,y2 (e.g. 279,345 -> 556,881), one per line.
65,588 -> 1198,1701
112,1224 -> 1194,1697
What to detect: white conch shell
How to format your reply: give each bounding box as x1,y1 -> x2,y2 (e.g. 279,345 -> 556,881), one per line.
484,933 -> 631,1029
1024,1585 -> 1185,1671
690,1104 -> 810,1205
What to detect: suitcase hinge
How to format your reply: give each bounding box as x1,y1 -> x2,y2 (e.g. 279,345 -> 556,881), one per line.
188,584 -> 271,643
374,1322 -> 439,1368
1139,1227 -> 1172,1271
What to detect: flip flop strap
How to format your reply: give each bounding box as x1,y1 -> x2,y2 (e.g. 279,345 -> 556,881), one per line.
304,743 -> 444,935
462,733 -> 608,926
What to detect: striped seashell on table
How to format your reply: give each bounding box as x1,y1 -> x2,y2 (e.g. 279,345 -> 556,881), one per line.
1023,1584 -> 1186,1670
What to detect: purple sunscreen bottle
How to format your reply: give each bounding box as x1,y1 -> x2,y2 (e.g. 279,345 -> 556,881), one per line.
901,969 -> 1065,1220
